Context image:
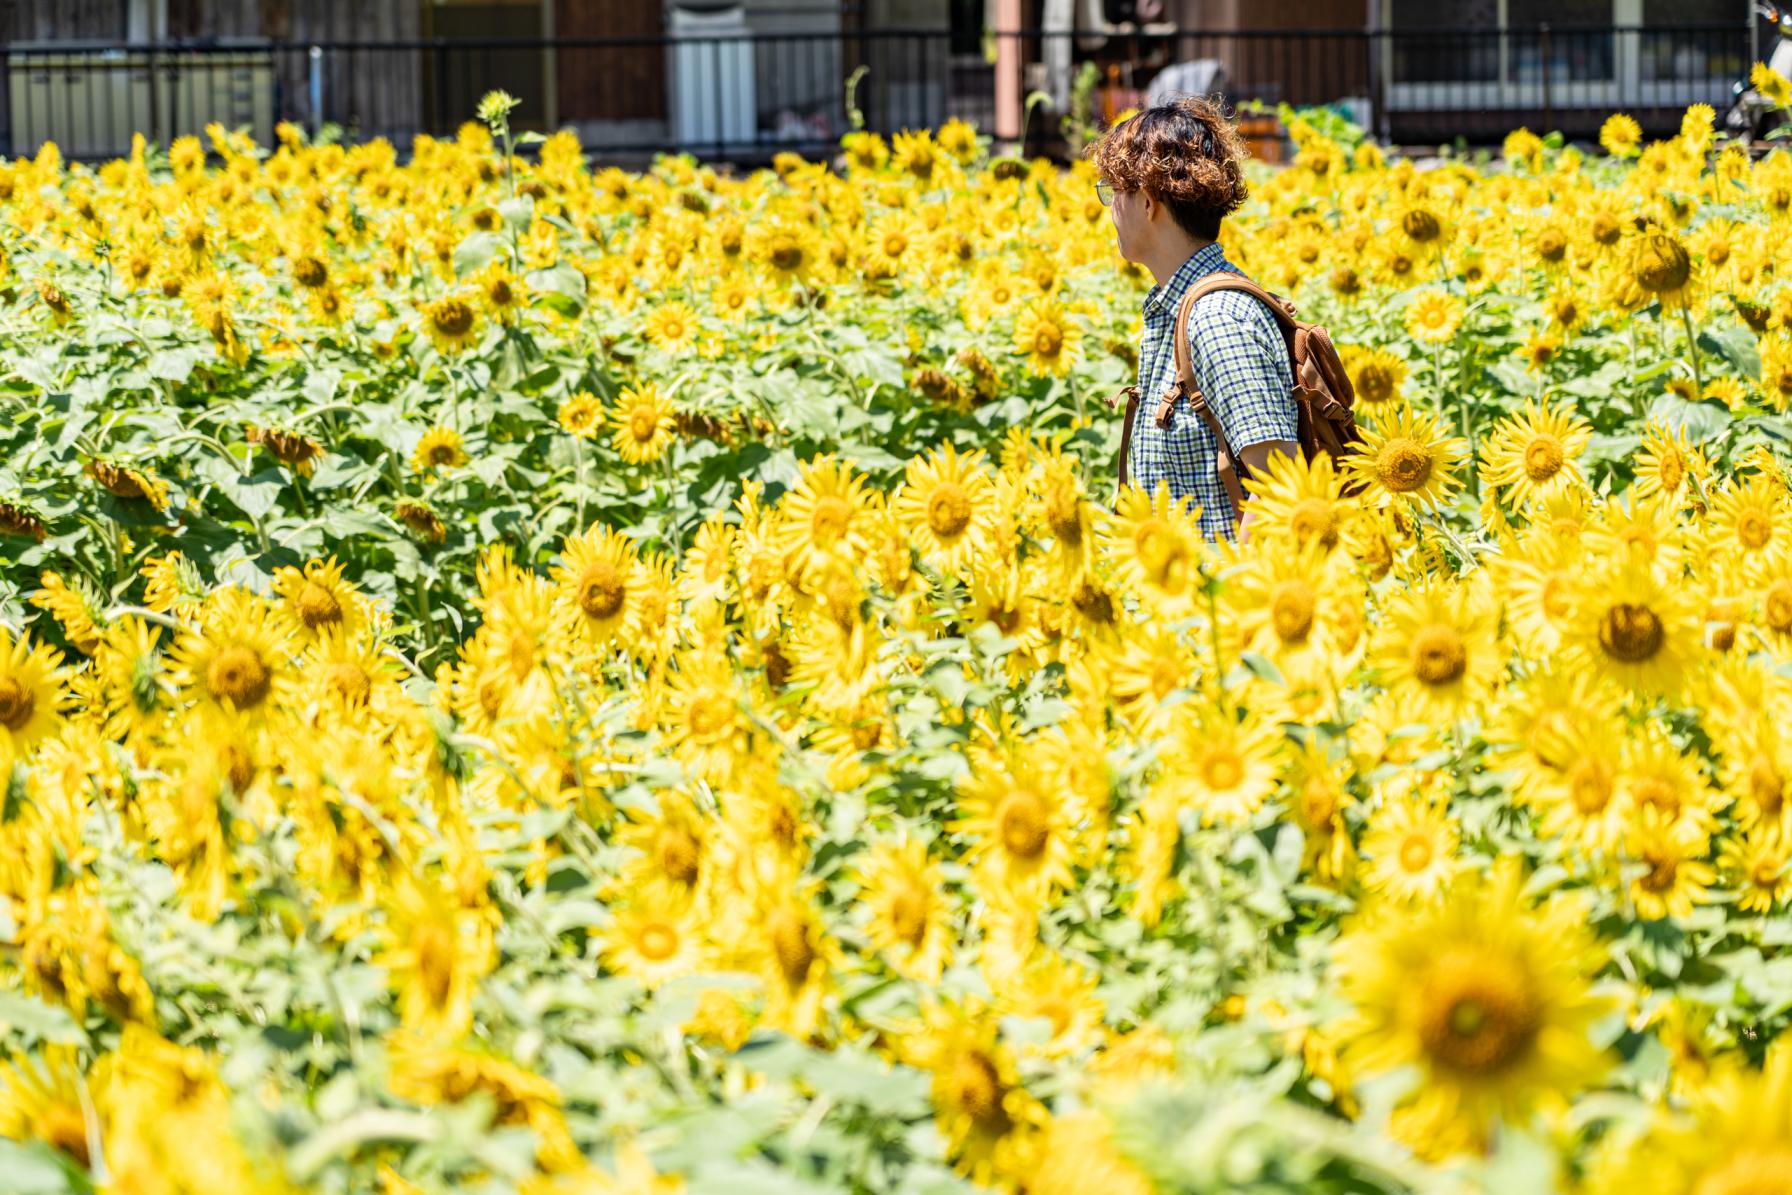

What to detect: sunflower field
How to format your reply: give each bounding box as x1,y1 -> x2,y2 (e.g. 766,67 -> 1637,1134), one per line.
7,81 -> 1792,1193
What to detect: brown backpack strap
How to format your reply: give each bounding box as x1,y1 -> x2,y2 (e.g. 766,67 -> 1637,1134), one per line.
1113,385 -> 1140,493
1171,286 -> 1250,518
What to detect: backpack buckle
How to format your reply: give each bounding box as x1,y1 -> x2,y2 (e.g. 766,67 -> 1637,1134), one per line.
1155,383 -> 1181,428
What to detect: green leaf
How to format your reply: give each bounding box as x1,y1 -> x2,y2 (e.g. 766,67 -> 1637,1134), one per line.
454,231 -> 506,277
0,991 -> 87,1045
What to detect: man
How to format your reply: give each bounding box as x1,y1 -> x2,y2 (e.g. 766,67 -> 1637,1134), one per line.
1091,97 -> 1298,538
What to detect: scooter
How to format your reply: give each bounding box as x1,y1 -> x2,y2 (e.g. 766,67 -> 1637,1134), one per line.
1725,3 -> 1792,141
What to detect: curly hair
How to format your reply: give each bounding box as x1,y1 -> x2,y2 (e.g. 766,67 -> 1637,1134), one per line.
1089,96 -> 1249,242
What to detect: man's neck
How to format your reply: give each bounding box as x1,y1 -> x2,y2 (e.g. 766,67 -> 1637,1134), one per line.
1145,236 -> 1214,287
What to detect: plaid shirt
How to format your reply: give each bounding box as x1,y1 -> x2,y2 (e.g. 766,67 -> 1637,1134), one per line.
1125,241 -> 1297,538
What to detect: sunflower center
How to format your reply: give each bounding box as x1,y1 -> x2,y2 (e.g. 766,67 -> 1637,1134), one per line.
1656,451 -> 1686,491
577,560 -> 627,621
1398,833 -> 1434,872
810,495 -> 852,543
207,645 -> 271,709
1737,510 -> 1773,550
327,661 -> 372,705
1301,778 -> 1339,826
1291,499 -> 1342,551
686,689 -> 736,740
1750,758 -> 1785,815
1416,950 -> 1542,1074
658,829 -> 701,886
1270,580 -> 1317,642
629,410 -> 658,443
998,790 -> 1051,859
769,909 -> 815,986
1358,364 -> 1394,402
295,579 -> 343,629
0,676 -> 35,730
1410,624 -> 1468,685
414,918 -> 457,1009
1598,602 -> 1665,663
770,241 -> 804,271
431,299 -> 474,336
637,922 -> 679,962
38,1102 -> 90,1167
1523,435 -> 1565,482
926,484 -> 973,538
949,1050 -> 1010,1134
1376,438 -> 1434,493
1033,323 -> 1063,356
1201,748 -> 1245,791
889,886 -> 930,947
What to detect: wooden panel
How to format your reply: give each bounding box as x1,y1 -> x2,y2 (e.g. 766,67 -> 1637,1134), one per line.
555,0 -> 667,123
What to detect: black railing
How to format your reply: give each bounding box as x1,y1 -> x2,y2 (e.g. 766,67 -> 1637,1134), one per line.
0,23 -> 1753,164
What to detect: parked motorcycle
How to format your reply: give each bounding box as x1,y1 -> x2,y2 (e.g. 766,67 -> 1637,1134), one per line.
1726,3 -> 1792,142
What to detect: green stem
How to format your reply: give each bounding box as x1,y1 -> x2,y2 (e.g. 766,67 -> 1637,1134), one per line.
1678,302 -> 1705,399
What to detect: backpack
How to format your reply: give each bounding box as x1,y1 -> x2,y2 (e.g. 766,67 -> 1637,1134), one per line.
1114,274 -> 1364,520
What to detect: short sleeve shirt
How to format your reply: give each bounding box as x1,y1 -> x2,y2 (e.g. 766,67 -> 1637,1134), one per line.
1125,242 -> 1298,539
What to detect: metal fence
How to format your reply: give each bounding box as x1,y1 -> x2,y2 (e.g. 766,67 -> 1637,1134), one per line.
0,23 -> 1754,164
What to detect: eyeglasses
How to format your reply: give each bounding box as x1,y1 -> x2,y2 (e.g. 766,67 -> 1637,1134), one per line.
1096,179 -> 1115,206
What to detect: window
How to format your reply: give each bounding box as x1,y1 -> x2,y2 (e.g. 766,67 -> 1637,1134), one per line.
1508,0 -> 1614,84
950,0 -> 983,55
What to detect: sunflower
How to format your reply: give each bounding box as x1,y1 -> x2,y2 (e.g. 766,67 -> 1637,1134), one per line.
0,628 -> 71,762
411,425 -> 468,474
169,588 -> 295,724
1632,420 -> 1700,507
749,217 -> 819,284
1340,344 -> 1408,408
1599,112 -> 1643,158
616,791 -> 712,910
863,212 -> 922,278
1012,298 -> 1082,376
610,384 -> 675,465
747,867 -> 834,1040
658,650 -> 750,785
1371,580 -> 1500,727
1108,483 -> 1205,618
893,442 -> 997,577
420,291 -> 479,355
956,741 -> 1076,910
0,1045 -> 93,1168
376,872 -> 495,1039
1331,862 -> 1610,1158
1755,60 -> 1792,108
1404,289 -> 1463,343
1720,826 -> 1791,914
1628,229 -> 1695,309
271,556 -> 365,642
1569,558 -> 1701,697
1243,449 -> 1351,553
556,390 -> 604,439
1360,784 -> 1460,902
1586,1044 -> 1792,1195
553,523 -> 639,650
601,900 -> 705,990
1223,537 -> 1352,670
891,128 -> 942,183
1344,404 -> 1467,509
1158,702 -> 1283,827
642,300 -> 699,352
1478,400 -> 1592,509
773,454 -> 873,580
92,616 -> 170,745
855,835 -> 952,983
1709,471 -> 1785,565
1627,808 -> 1716,922
903,998 -> 1046,1187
